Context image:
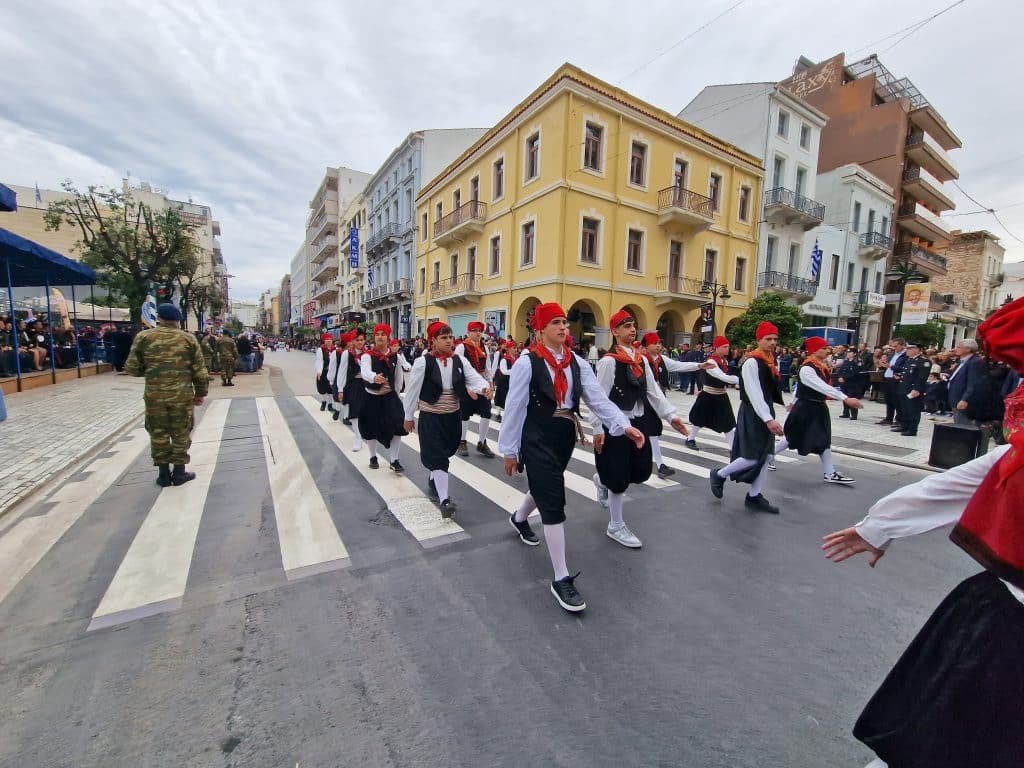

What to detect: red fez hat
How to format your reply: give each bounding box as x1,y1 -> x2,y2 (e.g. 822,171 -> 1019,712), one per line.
713,335 -> 730,348
427,321 -> 448,341
530,302 -> 566,331
341,330 -> 356,344
978,296 -> 1024,375
321,333 -> 333,342
805,336 -> 828,354
610,309 -> 634,328
373,323 -> 392,337
641,332 -> 661,347
467,321 -> 484,332
755,321 -> 779,341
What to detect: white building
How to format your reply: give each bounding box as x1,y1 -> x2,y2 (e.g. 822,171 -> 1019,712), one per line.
290,243 -> 308,326
1003,261 -> 1024,303
679,83 -> 828,305
229,299 -> 260,329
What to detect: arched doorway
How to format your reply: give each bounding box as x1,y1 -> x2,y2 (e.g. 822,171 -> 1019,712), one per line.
655,309 -> 685,348
618,303 -> 647,331
567,300 -> 601,351
513,296 -> 542,344
724,317 -> 741,341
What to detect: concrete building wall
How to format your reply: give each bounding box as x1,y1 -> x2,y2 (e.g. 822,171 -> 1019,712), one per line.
932,231 -> 1007,319
678,84 -> 771,159
289,244 -> 308,325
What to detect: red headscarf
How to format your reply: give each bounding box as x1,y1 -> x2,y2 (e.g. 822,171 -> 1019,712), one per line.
531,302 -> 566,331
428,321 -> 453,366
610,309 -> 633,329
368,324 -> 392,361
755,321 -> 779,341
467,320 -> 485,332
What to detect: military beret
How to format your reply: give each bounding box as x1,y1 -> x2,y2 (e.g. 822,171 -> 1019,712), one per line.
157,303 -> 183,322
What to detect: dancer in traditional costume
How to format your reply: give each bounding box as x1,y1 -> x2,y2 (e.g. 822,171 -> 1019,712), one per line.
403,322 -> 490,517
326,330 -> 352,422
331,329 -> 366,450
358,324 -> 407,472
773,336 -> 862,483
498,302 -> 642,612
686,335 -> 739,451
592,312 -> 689,548
822,296 -> 1024,768
709,322 -> 785,514
314,333 -> 336,414
492,340 -> 517,424
454,321 -> 495,458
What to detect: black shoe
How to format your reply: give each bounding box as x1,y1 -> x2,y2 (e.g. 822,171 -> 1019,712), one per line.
342,417 -> 352,425
495,414 -> 502,423
744,493 -> 779,514
457,440 -> 469,457
876,419 -> 892,425
390,460 -> 404,474
156,464 -> 172,487
369,456 -> 379,469
901,431 -> 918,437
839,413 -> 850,419
439,499 -> 457,518
476,441 -> 494,458
685,439 -> 698,450
332,409 -> 340,421
171,464 -> 196,486
850,414 -> 858,420
510,514 -> 540,546
657,463 -> 675,477
890,426 -> 904,432
550,572 -> 586,612
428,478 -> 439,502
320,401 -> 327,411
327,403 -> 335,413
709,467 -> 725,499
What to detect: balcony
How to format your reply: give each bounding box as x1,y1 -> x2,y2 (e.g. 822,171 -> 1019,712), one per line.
905,131 -> 958,182
366,222 -> 401,256
757,270 -> 818,303
902,165 -> 955,212
986,271 -> 1005,286
429,272 -> 482,307
894,242 -> 948,276
363,278 -> 412,307
656,187 -> 715,232
433,201 -> 487,246
311,259 -> 338,282
311,234 -> 338,262
653,275 -> 707,306
308,213 -> 336,241
311,281 -> 339,301
909,107 -> 963,152
762,187 -> 825,230
212,220 -> 221,236
858,231 -> 894,261
898,201 -> 952,244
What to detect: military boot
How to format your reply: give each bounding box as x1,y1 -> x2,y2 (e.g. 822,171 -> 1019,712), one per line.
171,464 -> 196,486
156,464 -> 173,487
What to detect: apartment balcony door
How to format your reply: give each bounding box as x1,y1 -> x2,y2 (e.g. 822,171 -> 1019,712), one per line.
673,159 -> 688,190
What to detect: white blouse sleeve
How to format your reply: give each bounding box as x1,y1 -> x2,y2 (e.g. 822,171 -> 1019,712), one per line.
797,365 -> 849,401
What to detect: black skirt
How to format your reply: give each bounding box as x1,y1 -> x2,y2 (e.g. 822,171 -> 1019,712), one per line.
729,403 -> 774,483
460,392 -> 492,420
494,373 -> 510,409
417,411 -> 462,472
343,378 -> 365,419
316,375 -> 333,395
641,401 -> 663,437
689,391 -> 736,433
854,571 -> 1024,768
522,415 -> 577,525
357,391 -> 408,448
783,398 -> 831,455
595,416 -> 653,494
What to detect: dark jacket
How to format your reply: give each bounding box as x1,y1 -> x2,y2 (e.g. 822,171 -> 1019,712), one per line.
898,355 -> 931,395
946,354 -> 989,410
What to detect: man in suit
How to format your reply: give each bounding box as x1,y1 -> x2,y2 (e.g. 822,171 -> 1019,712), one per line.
897,342 -> 931,437
947,339 -> 991,426
878,339 -> 907,427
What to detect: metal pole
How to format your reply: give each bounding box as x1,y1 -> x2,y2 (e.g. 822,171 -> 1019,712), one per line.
71,283 -> 82,378
5,260 -> 22,391
45,270 -> 56,384
90,283 -> 99,374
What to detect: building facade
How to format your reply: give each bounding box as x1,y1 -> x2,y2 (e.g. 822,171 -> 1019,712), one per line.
414,64 -> 762,348
289,243 -> 308,327
229,299 -> 260,329
931,230 -> 1007,346
338,192 -> 368,324
278,274 -> 291,333
679,84 -> 827,306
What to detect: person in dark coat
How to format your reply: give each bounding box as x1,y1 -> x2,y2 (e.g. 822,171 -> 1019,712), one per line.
897,343 -> 931,437
836,349 -> 866,419
946,339 -> 992,426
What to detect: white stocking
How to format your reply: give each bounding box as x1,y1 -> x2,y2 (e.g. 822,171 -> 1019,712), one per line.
351,420 -> 362,450
430,469 -> 449,502
514,494 -> 536,523
608,492 -> 625,527
367,439 -> 379,458
461,420 -> 469,441
388,437 -> 401,463
717,456 -> 757,478
477,418 -> 490,444
543,522 -> 569,581
749,462 -> 771,497
689,426 -> 701,442
725,428 -> 735,449
821,448 -> 836,476
775,438 -> 790,454
650,436 -> 664,466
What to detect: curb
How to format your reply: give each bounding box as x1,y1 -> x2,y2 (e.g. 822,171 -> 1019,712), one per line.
831,446 -> 942,472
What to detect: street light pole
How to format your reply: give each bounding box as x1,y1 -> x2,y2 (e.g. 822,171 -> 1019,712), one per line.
699,280 -> 731,344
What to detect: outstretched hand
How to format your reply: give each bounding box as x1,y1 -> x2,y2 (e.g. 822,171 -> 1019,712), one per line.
670,416 -> 689,436
822,527 -> 886,567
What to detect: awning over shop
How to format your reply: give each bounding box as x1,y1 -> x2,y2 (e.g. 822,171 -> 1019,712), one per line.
0,184 -> 16,213
0,226 -> 96,286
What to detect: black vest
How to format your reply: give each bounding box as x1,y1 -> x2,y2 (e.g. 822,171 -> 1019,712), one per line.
739,356 -> 784,415
526,351 -> 582,420
420,354 -> 467,403
319,348 -> 331,379
649,355 -> 669,390
607,353 -> 647,411
365,352 -> 398,391
798,362 -> 828,403
346,350 -> 361,380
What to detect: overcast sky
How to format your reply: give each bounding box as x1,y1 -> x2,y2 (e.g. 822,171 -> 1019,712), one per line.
2,0 -> 1021,300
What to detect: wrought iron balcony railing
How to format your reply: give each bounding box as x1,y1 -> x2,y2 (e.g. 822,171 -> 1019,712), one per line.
763,187 -> 825,222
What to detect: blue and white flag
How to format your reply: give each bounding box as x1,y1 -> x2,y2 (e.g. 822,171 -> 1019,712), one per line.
367,266 -> 374,288
809,239 -> 823,282
34,184 -> 42,205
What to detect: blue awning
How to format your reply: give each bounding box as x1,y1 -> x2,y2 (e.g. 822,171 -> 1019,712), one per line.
0,226 -> 96,286
0,184 -> 16,212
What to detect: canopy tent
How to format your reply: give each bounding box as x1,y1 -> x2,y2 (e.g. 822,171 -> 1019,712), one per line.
0,184 -> 15,213
0,226 -> 96,286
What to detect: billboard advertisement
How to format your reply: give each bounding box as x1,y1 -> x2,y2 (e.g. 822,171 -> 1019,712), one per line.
899,284 -> 931,326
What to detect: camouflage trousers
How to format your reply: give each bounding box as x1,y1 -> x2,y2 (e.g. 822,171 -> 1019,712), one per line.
144,394 -> 195,465
221,357 -> 236,382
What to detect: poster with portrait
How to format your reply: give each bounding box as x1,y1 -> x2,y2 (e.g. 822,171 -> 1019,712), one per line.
899,284 -> 931,326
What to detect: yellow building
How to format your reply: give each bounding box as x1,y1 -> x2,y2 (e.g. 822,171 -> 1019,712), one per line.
414,64 -> 763,349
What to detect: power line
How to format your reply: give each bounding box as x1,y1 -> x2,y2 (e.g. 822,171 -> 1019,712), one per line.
950,181 -> 1024,246
876,0 -> 968,55
849,0 -> 967,57
619,0 -> 747,82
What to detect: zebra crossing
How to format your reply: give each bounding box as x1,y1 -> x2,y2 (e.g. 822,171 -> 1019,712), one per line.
1,394 -> 818,633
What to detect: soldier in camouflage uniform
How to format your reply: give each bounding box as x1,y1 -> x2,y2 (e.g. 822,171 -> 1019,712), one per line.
199,331 -> 215,376
217,330 -> 239,386
125,304 -> 209,487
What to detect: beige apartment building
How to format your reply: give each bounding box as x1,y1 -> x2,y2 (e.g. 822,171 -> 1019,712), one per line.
931,230 -> 1006,346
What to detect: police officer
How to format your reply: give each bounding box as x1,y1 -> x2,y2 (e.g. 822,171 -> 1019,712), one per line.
217,330 -> 239,386
125,303 -> 209,486
836,349 -> 865,419
897,342 -> 931,437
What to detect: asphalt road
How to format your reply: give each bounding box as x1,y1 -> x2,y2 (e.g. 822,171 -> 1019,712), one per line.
0,350 -> 977,768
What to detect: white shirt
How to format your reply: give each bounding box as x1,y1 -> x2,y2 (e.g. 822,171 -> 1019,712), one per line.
402,353 -> 489,421
740,356 -> 775,423
590,347 -> 678,433
454,341 -> 491,382
884,350 -> 904,379
359,350 -> 405,394
796,364 -> 849,402
497,347 -> 630,459
702,358 -> 739,386
854,445 -> 1022,604
661,356 -> 704,374
327,349 -> 343,388
486,350 -> 501,379
313,347 -> 332,377
498,357 -> 513,376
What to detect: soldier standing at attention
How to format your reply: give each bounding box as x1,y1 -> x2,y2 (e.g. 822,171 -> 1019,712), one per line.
199,331 -> 214,380
217,330 -> 238,386
125,303 -> 208,487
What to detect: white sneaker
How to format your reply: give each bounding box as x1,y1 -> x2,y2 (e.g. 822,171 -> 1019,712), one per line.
767,459 -> 777,471
824,471 -> 854,484
606,522 -> 642,548
592,473 -> 609,508
352,438 -> 362,452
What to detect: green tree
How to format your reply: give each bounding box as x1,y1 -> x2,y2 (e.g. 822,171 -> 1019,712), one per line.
44,181 -> 200,326
727,292 -> 807,348
893,320 -> 946,349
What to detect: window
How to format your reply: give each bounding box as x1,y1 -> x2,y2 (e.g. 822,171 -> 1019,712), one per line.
493,158 -> 504,200
829,254 -> 840,290
405,190 -> 412,222
629,141 -> 647,186
525,133 -> 540,181
703,249 -> 717,284
584,122 -> 603,171
432,261 -> 440,288
489,235 -> 501,276
581,217 -> 600,264
881,215 -> 889,237
734,257 -> 747,292
846,263 -> 855,292
860,266 -> 869,291
419,267 -> 425,295
795,167 -> 807,198
470,176 -> 480,202
867,209 -> 876,235
467,246 -> 477,278
709,173 -> 722,212
435,201 -> 443,223
738,186 -> 751,221
669,241 -> 683,277
852,201 -> 862,232
453,189 -> 461,211
450,252 -> 459,281
673,159 -> 688,189
765,236 -> 777,272
521,221 -> 535,267
421,212 -> 428,241
777,109 -> 789,138
788,243 -> 799,276
772,156 -> 785,189
626,229 -> 643,272
799,123 -> 811,150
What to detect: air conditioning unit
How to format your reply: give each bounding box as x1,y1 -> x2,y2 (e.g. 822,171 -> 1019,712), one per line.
942,294 -> 955,304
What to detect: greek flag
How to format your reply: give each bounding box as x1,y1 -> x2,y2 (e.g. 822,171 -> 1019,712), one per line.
367,266 -> 374,288
809,239 -> 822,282
35,184 -> 42,205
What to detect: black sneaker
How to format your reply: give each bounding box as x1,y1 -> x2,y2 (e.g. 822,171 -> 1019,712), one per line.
457,440 -> 469,457
390,460 -> 404,474
550,572 -> 586,612
332,409 -> 340,421
685,439 -> 698,450
744,493 -> 780,514
428,478 -> 439,502
657,463 -> 675,477
369,456 -> 379,470
476,441 -> 494,458
342,417 -> 352,426
824,471 -> 855,484
439,499 -> 457,519
709,467 -> 725,499
495,414 -> 502,423
509,514 -> 540,546
320,401 -> 327,411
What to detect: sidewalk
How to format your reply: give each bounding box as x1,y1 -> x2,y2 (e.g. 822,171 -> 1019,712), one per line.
0,366 -> 270,519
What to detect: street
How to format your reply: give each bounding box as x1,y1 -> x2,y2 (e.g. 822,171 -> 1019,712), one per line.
0,350 -> 977,768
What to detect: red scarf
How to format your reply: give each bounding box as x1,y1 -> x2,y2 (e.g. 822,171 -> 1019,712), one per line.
462,338 -> 485,371
748,348 -> 779,378
367,345 -> 391,363
533,344 -> 571,406
805,357 -> 831,384
710,354 -> 727,371
432,349 -> 452,368
645,353 -> 662,382
606,345 -> 645,382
